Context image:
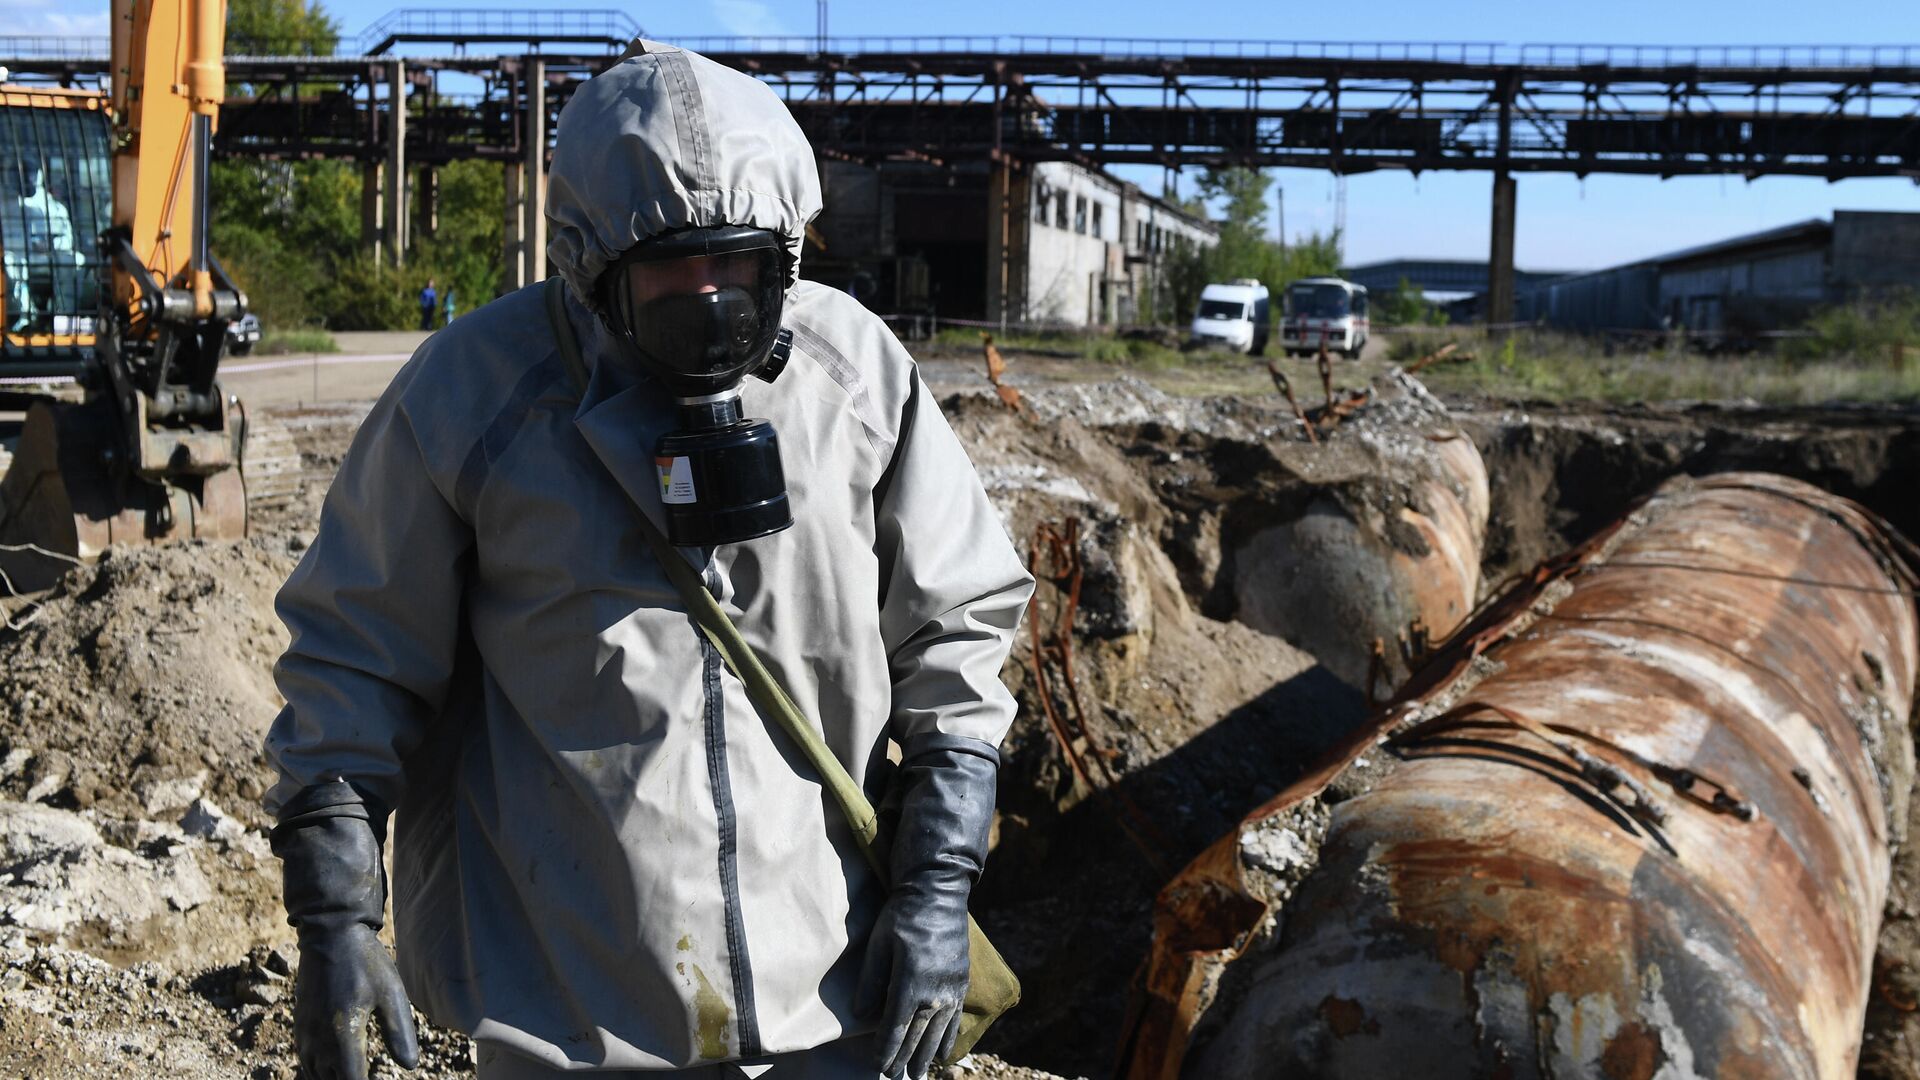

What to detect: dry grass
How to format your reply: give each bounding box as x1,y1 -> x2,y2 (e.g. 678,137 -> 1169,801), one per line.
1388,328 -> 1920,406
924,323 -> 1920,405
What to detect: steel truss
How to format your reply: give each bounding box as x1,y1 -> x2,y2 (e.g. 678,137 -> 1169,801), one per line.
4,41 -> 1916,177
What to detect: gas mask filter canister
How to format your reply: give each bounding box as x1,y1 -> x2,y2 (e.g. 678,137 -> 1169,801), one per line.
601,226 -> 796,546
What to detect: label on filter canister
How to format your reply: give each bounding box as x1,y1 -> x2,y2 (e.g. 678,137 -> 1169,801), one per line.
656,455 -> 697,505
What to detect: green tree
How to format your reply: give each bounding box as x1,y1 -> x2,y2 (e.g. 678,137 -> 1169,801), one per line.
1376,276 -> 1447,326
1158,167 -> 1344,324
227,0 -> 339,56
211,0 -> 514,331
1194,166 -> 1272,278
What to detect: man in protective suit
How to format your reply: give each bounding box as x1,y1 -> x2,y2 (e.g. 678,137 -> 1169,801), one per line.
263,41 -> 1033,1080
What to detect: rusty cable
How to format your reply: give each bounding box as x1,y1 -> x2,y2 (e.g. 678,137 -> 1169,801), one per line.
1028,525 -> 1097,796
1026,518 -> 1171,873
1396,699 -> 1762,836
1265,362 -> 1319,445
1394,702 -> 1673,832
1583,560 -> 1917,597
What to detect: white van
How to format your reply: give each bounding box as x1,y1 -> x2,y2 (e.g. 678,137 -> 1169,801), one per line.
1281,277 -> 1370,358
1190,279 -> 1271,355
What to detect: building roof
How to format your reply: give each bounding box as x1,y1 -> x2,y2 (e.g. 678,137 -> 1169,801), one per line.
1648,217 -> 1832,268
1342,258 -> 1577,295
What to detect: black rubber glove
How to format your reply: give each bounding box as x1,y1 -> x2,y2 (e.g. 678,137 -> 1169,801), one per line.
857,735 -> 998,1080
272,780 -> 420,1080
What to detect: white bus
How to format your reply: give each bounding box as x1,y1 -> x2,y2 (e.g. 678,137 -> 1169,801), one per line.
1280,277 -> 1369,359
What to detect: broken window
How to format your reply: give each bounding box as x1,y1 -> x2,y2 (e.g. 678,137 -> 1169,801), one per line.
1074,196 -> 1087,235
1091,202 -> 1103,239
1034,182 -> 1050,225
1056,191 -> 1068,230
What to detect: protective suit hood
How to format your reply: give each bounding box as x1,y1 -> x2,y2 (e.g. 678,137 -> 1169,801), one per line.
545,41 -> 822,307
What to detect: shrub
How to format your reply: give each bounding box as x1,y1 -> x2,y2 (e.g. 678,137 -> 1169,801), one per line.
257,328 -> 338,355
1785,291 -> 1920,367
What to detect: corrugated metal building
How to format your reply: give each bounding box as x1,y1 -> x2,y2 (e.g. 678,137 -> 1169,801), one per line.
1516,210 -> 1920,337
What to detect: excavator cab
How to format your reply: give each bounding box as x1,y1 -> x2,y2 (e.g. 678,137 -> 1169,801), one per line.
0,87 -> 109,374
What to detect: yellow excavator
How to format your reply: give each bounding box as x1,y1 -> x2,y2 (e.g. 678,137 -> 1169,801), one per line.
0,0 -> 251,592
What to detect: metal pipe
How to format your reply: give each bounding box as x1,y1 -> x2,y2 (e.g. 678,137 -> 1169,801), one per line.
1131,473 -> 1918,1079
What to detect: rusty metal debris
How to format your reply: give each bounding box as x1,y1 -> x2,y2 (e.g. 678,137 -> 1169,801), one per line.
1308,387 -> 1372,434
1403,341 -> 1475,375
1026,518 -> 1169,872
1267,337 -> 1403,440
1120,472 -> 1920,1080
1364,618 -> 1435,706
980,332 -> 1024,411
1263,362 -> 1319,445
1264,357 -> 1372,440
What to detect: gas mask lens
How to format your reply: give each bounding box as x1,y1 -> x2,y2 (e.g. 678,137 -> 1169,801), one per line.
611,248 -> 783,389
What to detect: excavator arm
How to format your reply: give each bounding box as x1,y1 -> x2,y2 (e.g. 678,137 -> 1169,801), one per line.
103,0 -> 248,482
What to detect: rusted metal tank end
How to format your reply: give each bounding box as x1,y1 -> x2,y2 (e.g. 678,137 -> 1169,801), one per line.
1121,472 -> 1919,1080
1231,374 -> 1492,695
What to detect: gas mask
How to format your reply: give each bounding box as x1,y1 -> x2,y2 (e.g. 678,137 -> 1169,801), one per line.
600,225 -> 795,546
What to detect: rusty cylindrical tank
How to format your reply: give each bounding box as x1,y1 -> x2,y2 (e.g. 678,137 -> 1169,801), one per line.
1188,473 -> 1917,1078
1230,373 -> 1490,694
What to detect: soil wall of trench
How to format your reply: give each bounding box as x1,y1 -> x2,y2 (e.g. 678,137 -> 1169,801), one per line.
0,385 -> 1915,1079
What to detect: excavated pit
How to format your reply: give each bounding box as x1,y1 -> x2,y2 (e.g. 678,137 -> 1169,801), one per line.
0,379 -> 1914,1080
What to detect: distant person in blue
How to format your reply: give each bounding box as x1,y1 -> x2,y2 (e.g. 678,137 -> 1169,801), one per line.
418,278 -> 438,331
442,286 -> 457,326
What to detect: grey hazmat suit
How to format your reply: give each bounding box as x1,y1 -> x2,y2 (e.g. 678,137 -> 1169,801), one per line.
263,40 -> 1034,1077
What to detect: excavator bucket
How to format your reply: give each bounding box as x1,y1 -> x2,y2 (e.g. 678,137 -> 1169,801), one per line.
0,397 -> 245,594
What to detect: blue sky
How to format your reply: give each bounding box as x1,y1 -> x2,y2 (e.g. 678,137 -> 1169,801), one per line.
24,0 -> 1920,270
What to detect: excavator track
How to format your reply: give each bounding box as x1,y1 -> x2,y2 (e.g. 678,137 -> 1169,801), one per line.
240,415 -> 301,512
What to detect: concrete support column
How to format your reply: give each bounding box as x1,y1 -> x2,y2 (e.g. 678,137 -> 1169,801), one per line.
986,161 -> 1011,328
1486,71 -> 1517,329
1488,172 -> 1517,328
985,162 -> 1029,327
384,59 -> 408,265
501,161 -> 526,295
418,166 -> 438,239
523,58 -> 548,285
359,161 -> 383,261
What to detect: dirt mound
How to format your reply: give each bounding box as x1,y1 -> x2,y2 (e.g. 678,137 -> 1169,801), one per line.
1455,400 -> 1920,585
1,935 -> 474,1080
0,538 -> 299,825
